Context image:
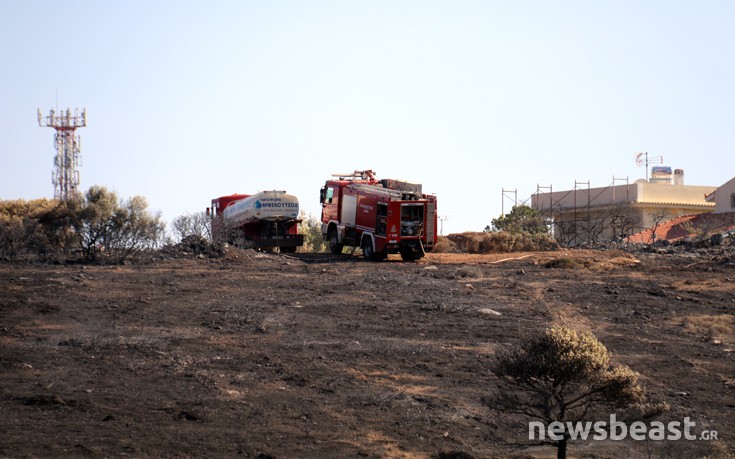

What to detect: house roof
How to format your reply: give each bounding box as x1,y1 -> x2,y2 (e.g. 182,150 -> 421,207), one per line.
706,176 -> 735,203
634,201 -> 715,208
627,212 -> 735,244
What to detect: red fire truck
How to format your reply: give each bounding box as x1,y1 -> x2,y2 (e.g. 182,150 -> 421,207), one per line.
319,170 -> 437,261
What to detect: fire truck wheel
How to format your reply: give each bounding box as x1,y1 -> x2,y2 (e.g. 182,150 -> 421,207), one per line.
328,228 -> 344,255
361,237 -> 376,261
280,246 -> 297,254
400,247 -> 423,262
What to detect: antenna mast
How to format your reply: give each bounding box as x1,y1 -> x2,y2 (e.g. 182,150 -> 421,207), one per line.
38,107 -> 87,201
635,152 -> 663,181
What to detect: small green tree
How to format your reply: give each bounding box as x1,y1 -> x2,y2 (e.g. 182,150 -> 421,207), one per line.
490,205 -> 548,235
74,186 -> 164,263
298,212 -> 328,253
105,195 -> 165,263
489,326 -> 651,459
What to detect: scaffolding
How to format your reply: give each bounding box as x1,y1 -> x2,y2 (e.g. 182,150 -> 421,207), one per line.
500,175 -> 640,245
501,188 -> 517,216
536,184 -> 553,235
528,176 -> 639,246
38,107 -> 87,201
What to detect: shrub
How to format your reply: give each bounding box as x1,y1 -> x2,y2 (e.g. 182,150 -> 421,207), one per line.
0,198 -> 76,261
446,231 -> 557,254
298,213 -> 328,253
431,236 -> 460,253
74,186 -> 164,263
490,205 -> 548,235
170,211 -> 211,242
0,189 -> 163,264
489,326 -> 652,459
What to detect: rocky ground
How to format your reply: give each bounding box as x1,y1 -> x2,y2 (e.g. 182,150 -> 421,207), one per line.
1,248 -> 733,458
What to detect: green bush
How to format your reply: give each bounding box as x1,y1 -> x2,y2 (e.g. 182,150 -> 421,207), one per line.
0,187 -> 164,264
0,198 -> 76,261
489,205 -> 548,235
74,186 -> 164,263
491,326 -> 651,459
298,213 -> 328,253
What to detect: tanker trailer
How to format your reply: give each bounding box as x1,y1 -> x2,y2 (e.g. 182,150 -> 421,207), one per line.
209,190 -> 303,252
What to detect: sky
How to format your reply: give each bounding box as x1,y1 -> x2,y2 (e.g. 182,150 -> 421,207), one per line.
2,1 -> 734,234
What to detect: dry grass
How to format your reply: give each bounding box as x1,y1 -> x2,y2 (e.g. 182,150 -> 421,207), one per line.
681,314 -> 735,342
431,237 -> 460,253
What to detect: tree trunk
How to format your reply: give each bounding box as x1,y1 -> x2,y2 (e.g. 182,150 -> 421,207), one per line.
557,438 -> 567,459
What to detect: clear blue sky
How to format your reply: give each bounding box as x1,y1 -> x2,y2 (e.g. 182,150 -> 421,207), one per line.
2,1 -> 734,234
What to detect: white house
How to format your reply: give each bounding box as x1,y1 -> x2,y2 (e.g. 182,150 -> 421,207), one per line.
532,169 -> 716,245
706,177 -> 735,214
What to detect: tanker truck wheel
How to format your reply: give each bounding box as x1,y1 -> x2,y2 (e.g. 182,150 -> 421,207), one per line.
328,228 -> 344,255
233,236 -> 255,250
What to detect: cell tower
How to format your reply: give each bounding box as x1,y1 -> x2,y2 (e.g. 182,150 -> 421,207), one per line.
38,107 -> 87,201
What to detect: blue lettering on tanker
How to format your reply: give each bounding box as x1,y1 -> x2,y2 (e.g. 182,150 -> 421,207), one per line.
253,198 -> 298,209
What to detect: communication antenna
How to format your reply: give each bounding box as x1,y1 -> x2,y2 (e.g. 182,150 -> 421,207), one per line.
635,152 -> 663,181
438,215 -> 451,235
38,107 -> 87,201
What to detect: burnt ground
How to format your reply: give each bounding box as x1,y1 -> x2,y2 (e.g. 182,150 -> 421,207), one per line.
1,249 -> 733,458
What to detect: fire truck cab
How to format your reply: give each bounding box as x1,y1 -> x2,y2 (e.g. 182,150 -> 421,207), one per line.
319,170 -> 437,261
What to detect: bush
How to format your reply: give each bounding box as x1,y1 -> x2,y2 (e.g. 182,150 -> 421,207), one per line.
170,211 -> 211,242
0,198 -> 76,262
0,187 -> 164,264
298,213 -> 328,253
489,205 -> 548,235
74,186 -> 164,263
490,326 -> 651,459
431,236 -> 460,253
446,231 -> 557,254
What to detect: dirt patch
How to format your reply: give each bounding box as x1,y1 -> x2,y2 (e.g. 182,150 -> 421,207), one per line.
544,257 -> 578,269
1,249 -> 733,458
